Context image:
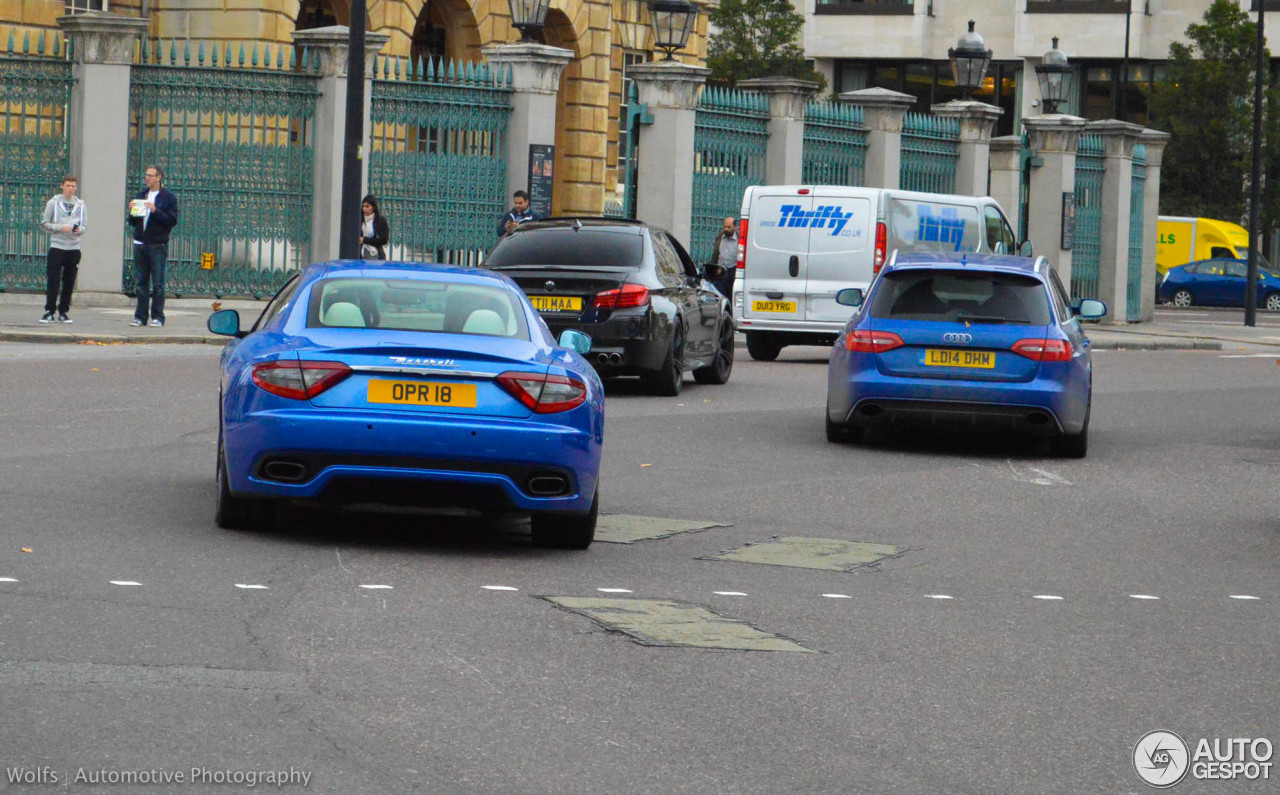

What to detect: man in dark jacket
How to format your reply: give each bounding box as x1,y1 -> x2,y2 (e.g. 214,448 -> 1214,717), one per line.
496,190 -> 538,239
127,164 -> 179,327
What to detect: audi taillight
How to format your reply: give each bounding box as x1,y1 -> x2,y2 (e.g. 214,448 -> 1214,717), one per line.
496,371 -> 589,413
845,330 -> 904,353
1012,338 -> 1073,362
251,360 -> 352,400
593,283 -> 650,309
872,221 -> 888,275
736,219 -> 748,270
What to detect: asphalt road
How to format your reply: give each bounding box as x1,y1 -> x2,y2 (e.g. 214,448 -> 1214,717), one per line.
1,341 -> 1278,794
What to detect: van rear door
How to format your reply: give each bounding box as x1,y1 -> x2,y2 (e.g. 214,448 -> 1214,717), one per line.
742,191 -> 813,324
886,195 -> 983,256
804,187 -> 875,323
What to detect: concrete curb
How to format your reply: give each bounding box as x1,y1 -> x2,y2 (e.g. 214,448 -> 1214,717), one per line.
0,331 -> 226,345
1088,338 -> 1221,351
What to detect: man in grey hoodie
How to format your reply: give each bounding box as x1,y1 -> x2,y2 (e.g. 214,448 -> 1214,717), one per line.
39,176 -> 86,323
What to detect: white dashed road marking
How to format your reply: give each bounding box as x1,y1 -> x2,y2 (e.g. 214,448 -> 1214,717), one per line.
925,594 -> 954,600
0,577 -> 17,583
359,584 -> 394,590
1230,595 -> 1261,600
712,591 -> 747,596
1129,594 -> 1160,600
596,588 -> 633,593
1033,595 -> 1064,601
822,594 -> 852,599
482,585 -> 518,592
109,581 -> 142,586
234,584 -> 269,590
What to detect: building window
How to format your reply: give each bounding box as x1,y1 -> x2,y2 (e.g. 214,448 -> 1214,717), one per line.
815,0 -> 914,16
1026,0 -> 1130,12
836,58 -> 1022,137
1072,60 -> 1165,125
64,0 -> 106,13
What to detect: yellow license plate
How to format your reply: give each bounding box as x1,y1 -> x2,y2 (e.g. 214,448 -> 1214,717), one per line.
529,295 -> 583,312
925,349 -> 996,369
752,300 -> 796,313
367,380 -> 478,407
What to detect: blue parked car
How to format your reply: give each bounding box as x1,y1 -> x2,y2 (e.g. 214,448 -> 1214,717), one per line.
207,261 -> 605,548
1157,258 -> 1280,310
825,252 -> 1106,457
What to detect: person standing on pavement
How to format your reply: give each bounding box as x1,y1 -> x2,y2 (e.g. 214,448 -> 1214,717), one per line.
359,194 -> 389,259
710,216 -> 738,299
127,165 -> 179,327
496,190 -> 538,239
39,175 -> 86,324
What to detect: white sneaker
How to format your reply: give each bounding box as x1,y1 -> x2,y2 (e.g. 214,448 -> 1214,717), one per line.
40,311 -> 55,323
58,313 -> 72,324
149,319 -> 164,327
130,318 -> 144,327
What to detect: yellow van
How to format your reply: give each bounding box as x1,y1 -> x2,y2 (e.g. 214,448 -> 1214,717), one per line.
1156,216 -> 1251,275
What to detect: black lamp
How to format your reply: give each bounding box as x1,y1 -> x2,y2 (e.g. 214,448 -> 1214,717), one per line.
509,0 -> 551,42
1035,37 -> 1074,115
948,20 -> 993,101
648,0 -> 699,61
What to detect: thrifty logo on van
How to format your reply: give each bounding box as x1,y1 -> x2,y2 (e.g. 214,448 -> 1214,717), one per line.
918,206 -> 966,250
775,204 -> 855,235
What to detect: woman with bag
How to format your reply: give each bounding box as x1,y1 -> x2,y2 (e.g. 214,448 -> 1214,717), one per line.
359,194 -> 389,259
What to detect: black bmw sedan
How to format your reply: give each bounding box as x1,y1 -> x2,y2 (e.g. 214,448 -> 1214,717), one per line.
482,218 -> 735,396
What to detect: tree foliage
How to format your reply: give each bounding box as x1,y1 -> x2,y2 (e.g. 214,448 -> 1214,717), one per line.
706,0 -> 826,90
1148,0 -> 1280,229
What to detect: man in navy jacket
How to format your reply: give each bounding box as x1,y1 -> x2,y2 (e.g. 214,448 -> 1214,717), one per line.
127,165 -> 179,327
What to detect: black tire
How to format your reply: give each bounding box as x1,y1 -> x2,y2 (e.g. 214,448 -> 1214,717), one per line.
531,491 -> 598,550
1171,289 -> 1193,308
215,448 -> 274,531
641,322 -> 684,396
1265,292 -> 1280,312
1051,410 -> 1089,459
693,316 -> 735,385
825,403 -> 864,444
746,331 -> 781,362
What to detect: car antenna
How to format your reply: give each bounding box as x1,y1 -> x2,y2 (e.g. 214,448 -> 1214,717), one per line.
571,218 -> 583,232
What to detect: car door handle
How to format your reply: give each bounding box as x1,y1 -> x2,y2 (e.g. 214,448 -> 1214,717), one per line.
788,255 -> 799,278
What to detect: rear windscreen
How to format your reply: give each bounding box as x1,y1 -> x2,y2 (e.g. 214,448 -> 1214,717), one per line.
484,228 -> 644,268
306,278 -> 529,339
888,199 -> 982,254
868,269 -> 1052,325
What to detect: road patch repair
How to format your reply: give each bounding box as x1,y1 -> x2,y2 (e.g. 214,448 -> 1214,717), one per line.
542,597 -> 816,653
701,536 -> 910,572
594,514 -> 730,544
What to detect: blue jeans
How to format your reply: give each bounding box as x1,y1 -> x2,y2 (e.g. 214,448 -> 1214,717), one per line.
133,243 -> 167,323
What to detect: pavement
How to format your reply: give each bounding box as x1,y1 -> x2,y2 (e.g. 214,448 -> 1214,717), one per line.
3,290 -> 1280,351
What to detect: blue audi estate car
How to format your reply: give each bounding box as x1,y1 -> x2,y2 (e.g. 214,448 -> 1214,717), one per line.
825,252 -> 1105,457
207,261 -> 605,548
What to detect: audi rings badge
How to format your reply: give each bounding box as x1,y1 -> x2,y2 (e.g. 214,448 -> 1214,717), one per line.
942,332 -> 973,344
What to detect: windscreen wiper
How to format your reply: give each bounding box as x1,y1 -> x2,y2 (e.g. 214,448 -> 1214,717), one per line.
953,313 -> 1029,324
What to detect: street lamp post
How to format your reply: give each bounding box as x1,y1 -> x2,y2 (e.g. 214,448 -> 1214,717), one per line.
948,20 -> 992,101
1246,5 -> 1265,327
648,0 -> 699,61
509,0 -> 551,43
1035,37 -> 1075,115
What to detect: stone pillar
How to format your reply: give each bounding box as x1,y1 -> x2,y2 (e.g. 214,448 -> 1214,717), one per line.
931,100 -> 1003,198
291,27 -> 389,264
1138,129 -> 1171,322
481,43 -> 573,211
629,61 -> 710,249
988,136 -> 1024,238
1089,120 -> 1145,323
57,12 -> 149,295
837,87 -> 914,189
1023,114 -> 1087,285
738,76 -> 820,185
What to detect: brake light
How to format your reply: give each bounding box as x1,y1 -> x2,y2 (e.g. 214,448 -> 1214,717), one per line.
845,329 -> 904,353
251,360 -> 352,400
1012,338 -> 1073,362
873,221 -> 887,275
593,283 -> 650,309
736,219 -> 748,270
496,371 -> 589,413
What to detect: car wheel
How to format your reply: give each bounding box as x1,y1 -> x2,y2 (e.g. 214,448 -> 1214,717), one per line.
530,490 -> 598,550
641,322 -> 684,396
1265,293 -> 1280,312
825,403 -> 864,444
215,446 -> 274,531
746,331 -> 781,362
1171,289 -> 1193,308
693,316 -> 734,385
1051,409 -> 1089,459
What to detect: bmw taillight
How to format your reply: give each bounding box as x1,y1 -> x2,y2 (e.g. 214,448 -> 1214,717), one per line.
251,360 -> 352,400
593,283 -> 650,309
845,329 -> 904,353
496,371 -> 589,413
736,219 -> 748,270
1012,338 -> 1073,362
872,221 -> 888,275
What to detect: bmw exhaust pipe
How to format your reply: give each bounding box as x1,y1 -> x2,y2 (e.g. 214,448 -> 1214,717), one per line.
608,352 -> 622,365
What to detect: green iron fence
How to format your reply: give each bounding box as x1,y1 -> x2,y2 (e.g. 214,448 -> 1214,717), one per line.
899,112 -> 959,194
368,56 -> 511,267
802,101 -> 866,187
1127,144 -> 1147,319
692,86 -> 769,263
0,32 -> 72,292
1071,134 -> 1105,300
126,39 -> 319,297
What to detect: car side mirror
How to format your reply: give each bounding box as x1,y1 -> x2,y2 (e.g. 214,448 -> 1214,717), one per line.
207,309 -> 245,338
1076,298 -> 1106,320
703,263 -> 725,281
835,288 -> 864,307
1018,239 -> 1035,257
558,329 -> 592,354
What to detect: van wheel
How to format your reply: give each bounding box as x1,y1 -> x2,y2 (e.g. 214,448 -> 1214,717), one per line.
693,316 -> 734,385
746,331 -> 781,362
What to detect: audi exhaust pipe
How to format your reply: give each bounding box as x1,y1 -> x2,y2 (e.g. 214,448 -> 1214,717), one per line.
1025,411 -> 1051,427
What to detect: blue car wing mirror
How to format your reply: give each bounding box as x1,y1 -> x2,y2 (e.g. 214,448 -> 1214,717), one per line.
207,309 -> 244,338
558,329 -> 592,354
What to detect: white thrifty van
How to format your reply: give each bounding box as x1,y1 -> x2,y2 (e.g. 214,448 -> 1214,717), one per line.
733,186 -> 1021,360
